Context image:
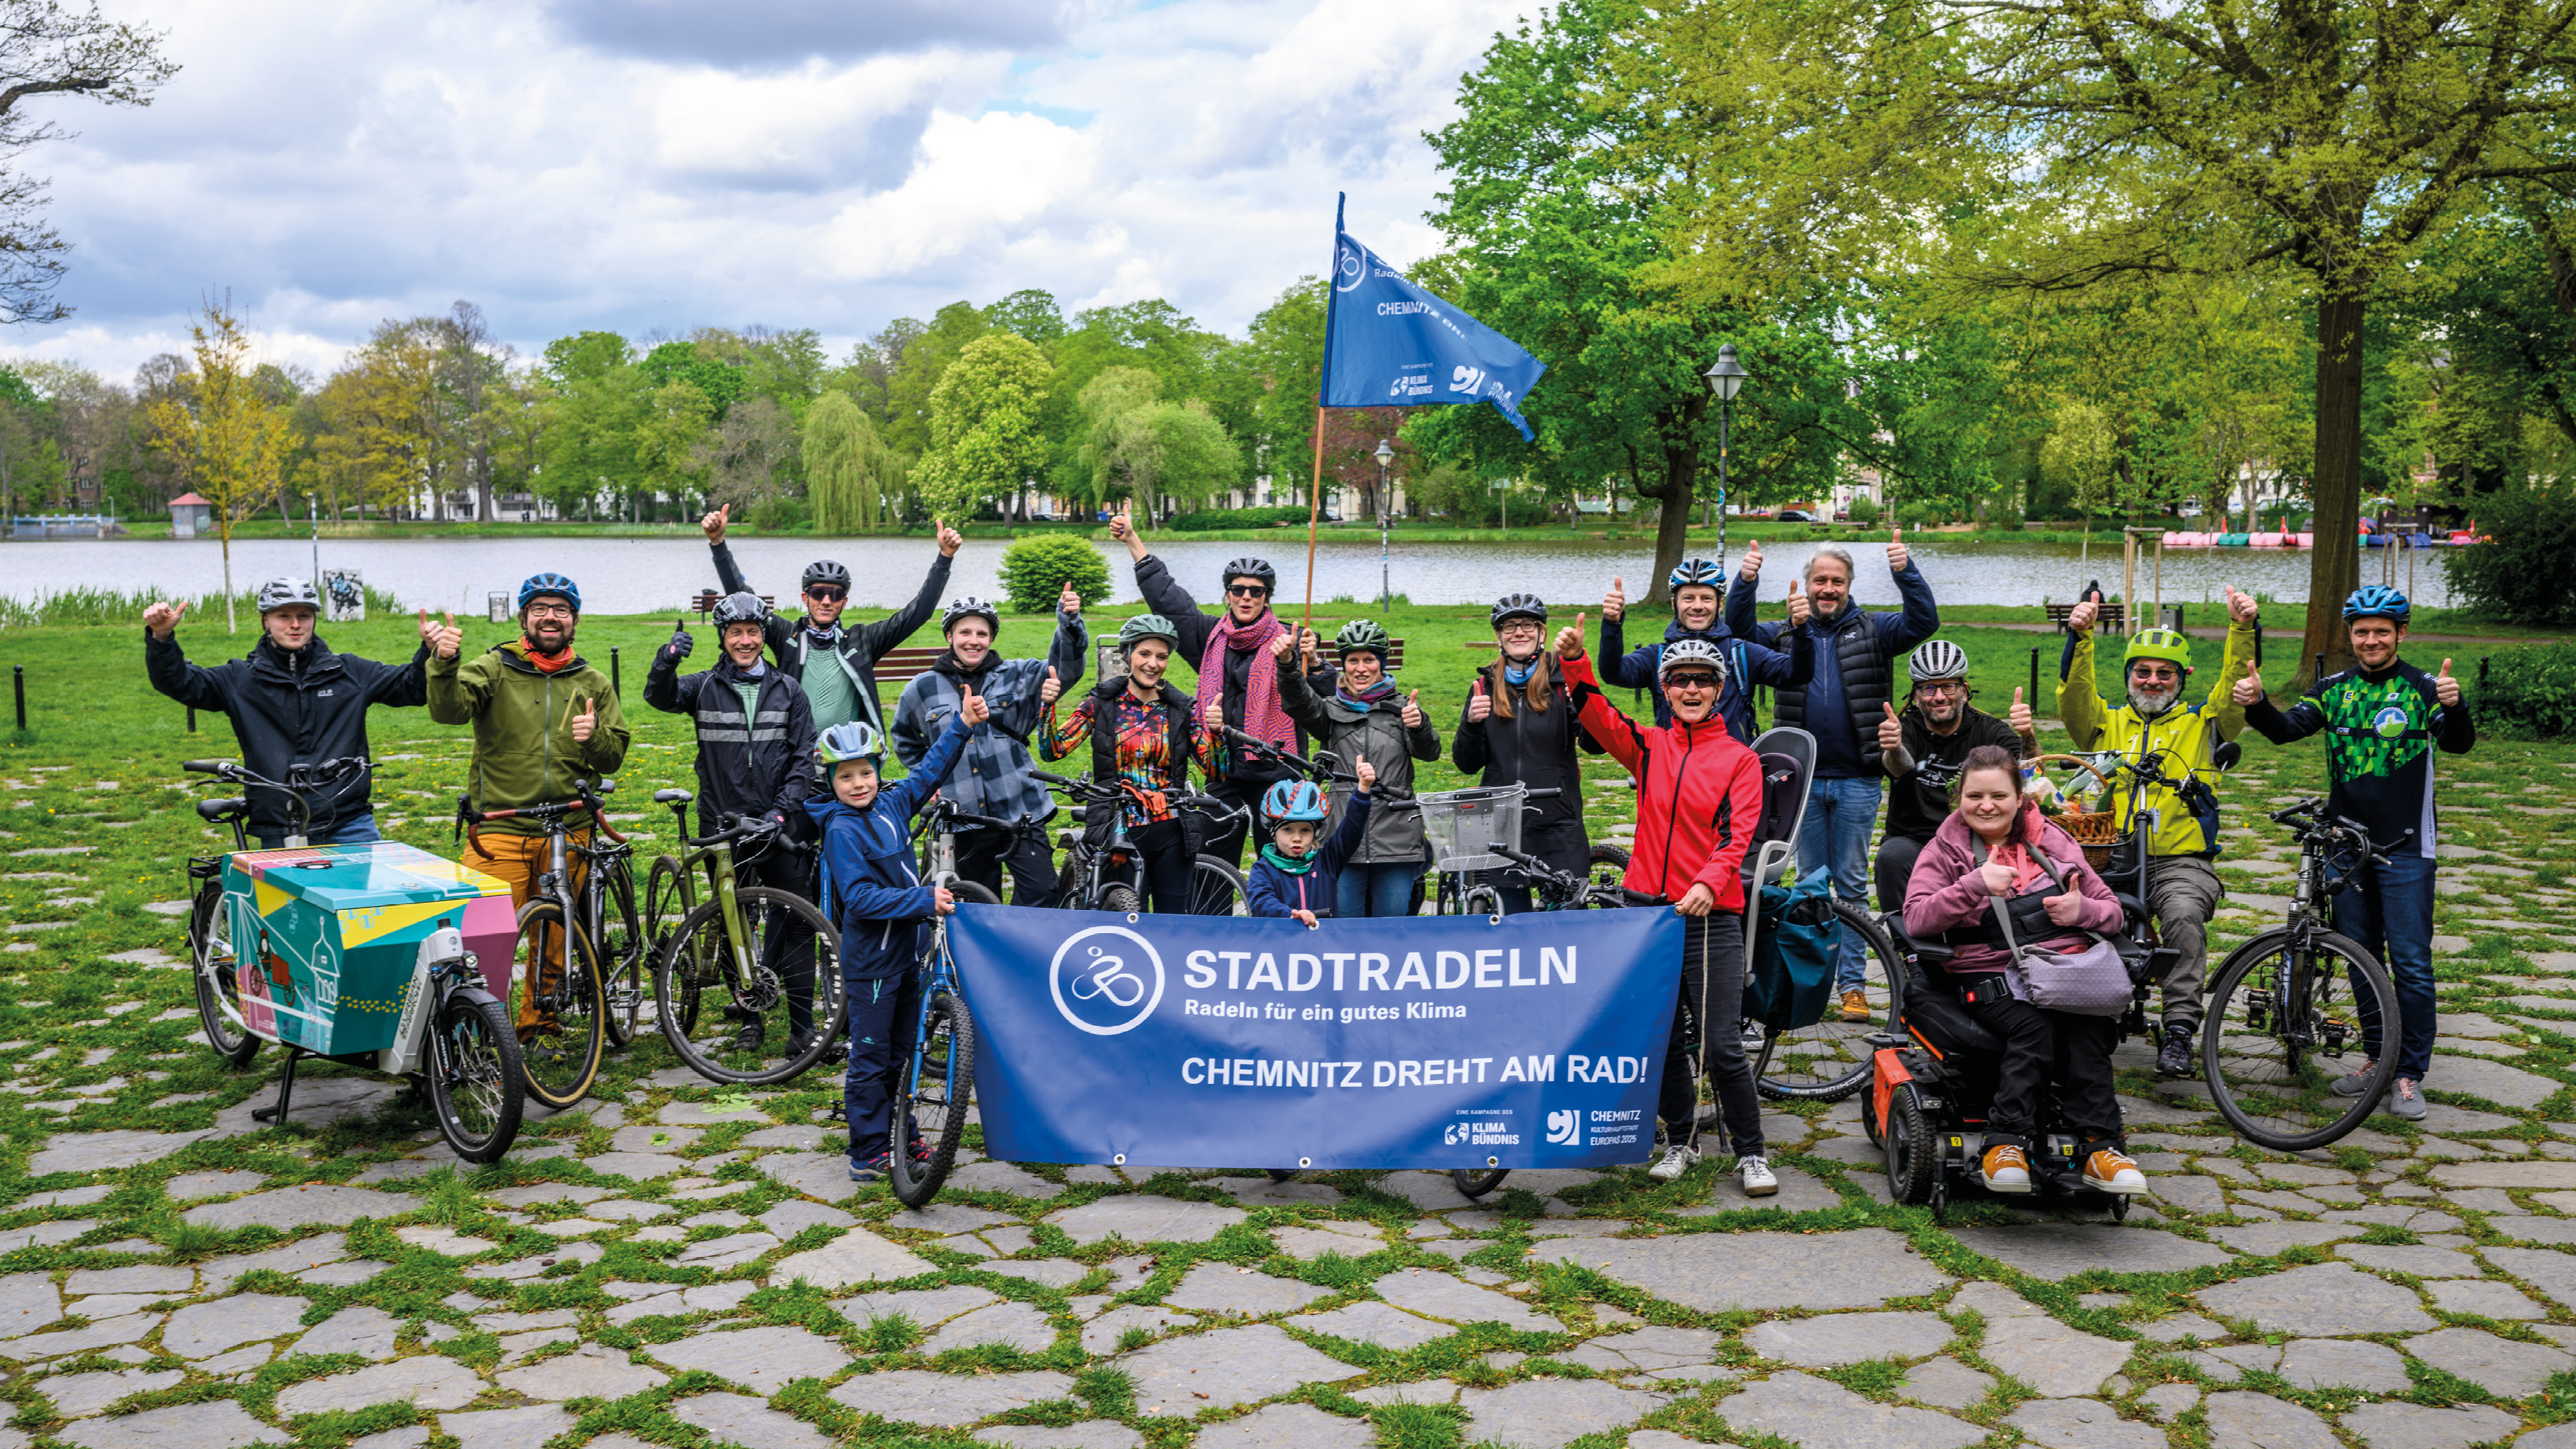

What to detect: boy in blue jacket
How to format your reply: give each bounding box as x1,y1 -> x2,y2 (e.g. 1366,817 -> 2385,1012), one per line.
804,683 -> 987,1182
1246,758 -> 1375,924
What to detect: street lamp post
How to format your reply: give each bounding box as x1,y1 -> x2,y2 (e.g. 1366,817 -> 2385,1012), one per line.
1374,439 -> 1395,615
1703,345 -> 1747,578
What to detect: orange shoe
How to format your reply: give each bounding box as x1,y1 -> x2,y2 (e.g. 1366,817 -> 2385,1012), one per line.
2083,1148 -> 2147,1195
1979,1144 -> 2032,1194
1840,990 -> 1871,1022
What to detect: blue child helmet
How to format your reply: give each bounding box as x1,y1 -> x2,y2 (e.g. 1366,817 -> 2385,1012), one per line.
2343,585 -> 2409,625
1260,779 -> 1329,826
518,573 -> 581,612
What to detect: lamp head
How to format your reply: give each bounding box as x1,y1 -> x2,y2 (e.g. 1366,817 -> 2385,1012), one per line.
1705,343 -> 1747,402
1374,439 -> 1394,467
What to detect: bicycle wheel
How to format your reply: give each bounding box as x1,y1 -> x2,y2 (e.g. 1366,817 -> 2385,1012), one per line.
1589,843 -> 1631,876
595,855 -> 648,1049
189,878 -> 261,1068
1463,886 -> 1504,918
426,992 -> 524,1163
1099,883 -> 1143,915
951,882 -> 1001,907
511,898 -> 606,1110
889,985 -> 975,1208
2201,928 -> 2399,1151
656,887 -> 848,1086
1752,900 -> 1904,1103
1190,856 -> 1248,916
1451,1168 -> 1510,1198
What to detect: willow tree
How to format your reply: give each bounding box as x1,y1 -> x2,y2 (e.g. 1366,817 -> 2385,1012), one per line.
1645,0 -> 2576,678
146,300 -> 295,634
805,390 -> 903,533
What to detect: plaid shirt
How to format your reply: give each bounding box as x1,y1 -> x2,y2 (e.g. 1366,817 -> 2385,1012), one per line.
889,609 -> 1087,827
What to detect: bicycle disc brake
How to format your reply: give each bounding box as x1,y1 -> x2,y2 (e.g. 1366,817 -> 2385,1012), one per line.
735,967 -> 783,1014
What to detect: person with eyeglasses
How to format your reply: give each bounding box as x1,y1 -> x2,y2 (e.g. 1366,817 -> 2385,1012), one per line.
1108,501 -> 1318,869
700,502 -> 964,741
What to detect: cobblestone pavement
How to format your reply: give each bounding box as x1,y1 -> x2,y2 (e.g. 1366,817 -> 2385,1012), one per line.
7,753 -> 2576,1448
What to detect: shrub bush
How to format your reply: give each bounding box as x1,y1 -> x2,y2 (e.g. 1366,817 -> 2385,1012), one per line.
1846,494 -> 1882,526
2444,488 -> 2576,628
1166,506 -> 1311,532
997,535 -> 1111,615
2471,641 -> 2576,738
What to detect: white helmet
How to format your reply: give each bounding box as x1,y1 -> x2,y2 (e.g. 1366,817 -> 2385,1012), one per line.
1906,638 -> 1970,686
1658,638 -> 1729,688
256,577 -> 321,614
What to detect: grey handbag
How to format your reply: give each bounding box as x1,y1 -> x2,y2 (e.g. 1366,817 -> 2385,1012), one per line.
1981,842 -> 2135,1018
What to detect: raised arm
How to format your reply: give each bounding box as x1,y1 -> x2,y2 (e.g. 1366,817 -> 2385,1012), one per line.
2054,600 -> 2107,750
1561,648 -> 1646,778
142,620 -> 231,714
853,537 -> 957,660
1882,530 -> 1940,652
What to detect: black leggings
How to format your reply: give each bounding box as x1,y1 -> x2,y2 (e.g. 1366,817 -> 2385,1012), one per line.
741,845 -> 818,1036
1658,911 -> 1765,1159
1128,819 -> 1197,914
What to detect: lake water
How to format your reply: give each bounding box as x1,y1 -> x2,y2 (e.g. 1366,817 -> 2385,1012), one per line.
0,531 -> 2453,614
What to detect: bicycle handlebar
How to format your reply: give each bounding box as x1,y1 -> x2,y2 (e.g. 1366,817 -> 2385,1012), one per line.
455,782 -> 627,859
1221,726 -> 1355,784
183,759 -> 230,776
686,813 -> 781,851
1491,844 -> 1664,908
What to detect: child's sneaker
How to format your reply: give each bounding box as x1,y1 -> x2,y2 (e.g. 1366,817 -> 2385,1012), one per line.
848,1153 -> 889,1183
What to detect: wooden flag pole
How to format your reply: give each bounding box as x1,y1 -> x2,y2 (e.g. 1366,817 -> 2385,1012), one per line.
1305,404 -> 1326,627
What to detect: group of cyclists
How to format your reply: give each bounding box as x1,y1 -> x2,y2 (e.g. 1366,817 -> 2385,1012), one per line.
142,504 -> 2476,1197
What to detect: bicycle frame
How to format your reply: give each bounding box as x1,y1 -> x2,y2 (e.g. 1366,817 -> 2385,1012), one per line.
459,784 -> 630,1019
655,804 -> 777,994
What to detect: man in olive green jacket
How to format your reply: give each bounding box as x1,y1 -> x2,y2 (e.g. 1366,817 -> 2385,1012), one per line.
425,573 -> 630,1045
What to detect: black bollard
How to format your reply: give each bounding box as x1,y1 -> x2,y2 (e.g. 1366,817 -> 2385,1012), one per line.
186,706 -> 196,734
2028,648 -> 2039,711
611,646 -> 621,698
11,665 -> 21,732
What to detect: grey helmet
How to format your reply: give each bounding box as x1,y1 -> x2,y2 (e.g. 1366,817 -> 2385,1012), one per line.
711,591 -> 768,629
1658,637 -> 1730,688
1221,557 -> 1277,593
941,596 -> 1001,634
802,560 -> 851,592
256,577 -> 321,614
1906,638 -> 1970,687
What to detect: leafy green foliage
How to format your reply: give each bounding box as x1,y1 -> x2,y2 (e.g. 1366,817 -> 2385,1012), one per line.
911,334 -> 1054,524
996,535 -> 1110,614
2468,642 -> 2576,739
2444,488 -> 2576,628
1168,506 -> 1309,532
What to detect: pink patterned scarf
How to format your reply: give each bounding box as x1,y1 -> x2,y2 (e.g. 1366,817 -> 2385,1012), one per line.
1195,609 -> 1294,757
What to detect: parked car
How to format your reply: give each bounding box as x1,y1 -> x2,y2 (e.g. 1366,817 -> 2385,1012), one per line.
1779,509 -> 1817,523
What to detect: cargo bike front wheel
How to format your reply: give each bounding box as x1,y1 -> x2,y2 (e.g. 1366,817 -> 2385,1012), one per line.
427,992 -> 525,1162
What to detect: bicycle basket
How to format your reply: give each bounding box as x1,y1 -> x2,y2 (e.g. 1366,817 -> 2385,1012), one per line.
2061,809 -> 2121,870
1416,784 -> 1528,873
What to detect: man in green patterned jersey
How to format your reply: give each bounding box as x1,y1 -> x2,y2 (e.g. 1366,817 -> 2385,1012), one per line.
2235,585 -> 2474,1121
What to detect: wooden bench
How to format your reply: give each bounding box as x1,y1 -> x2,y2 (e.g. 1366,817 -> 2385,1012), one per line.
2043,601 -> 2126,631
876,636 -> 1406,678
689,591 -> 777,619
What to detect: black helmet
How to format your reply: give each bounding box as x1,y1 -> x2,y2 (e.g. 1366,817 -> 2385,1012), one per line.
1490,593 -> 1548,629
711,592 -> 768,629
1222,557 -> 1276,594
941,596 -> 1001,634
802,560 -> 851,592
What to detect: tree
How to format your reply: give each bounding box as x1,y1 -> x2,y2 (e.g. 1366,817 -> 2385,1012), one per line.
634,379 -> 714,513
692,394 -> 799,512
641,339 -> 743,421
911,333 -> 1051,523
2038,399 -> 2117,564
985,289 -> 1066,345
145,299 -> 296,634
882,302 -> 990,455
0,1 -> 176,324
806,390 -> 904,534
537,363 -> 649,519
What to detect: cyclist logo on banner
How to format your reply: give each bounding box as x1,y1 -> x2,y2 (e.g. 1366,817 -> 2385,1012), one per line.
1048,924 -> 1164,1036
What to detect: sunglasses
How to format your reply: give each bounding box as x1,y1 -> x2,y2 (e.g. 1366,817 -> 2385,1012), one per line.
1226,584 -> 1269,598
1666,673 -> 1720,690
806,587 -> 846,602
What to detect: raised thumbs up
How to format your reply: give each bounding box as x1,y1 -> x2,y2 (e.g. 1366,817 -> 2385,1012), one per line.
1877,699 -> 1903,753
1400,688 -> 1424,728
2434,657 -> 2460,708
1785,577 -> 1811,628
2068,589 -> 2101,635
1556,611 -> 1586,659
425,610 -> 462,659
959,677 -> 990,726
570,695 -> 597,744
146,598 -> 187,638
2008,685 -> 2034,738
1602,576 -> 1626,622
1887,525 -> 1909,572
2232,659 -> 2264,708
1039,665 -> 1062,707
1466,674 -> 1492,723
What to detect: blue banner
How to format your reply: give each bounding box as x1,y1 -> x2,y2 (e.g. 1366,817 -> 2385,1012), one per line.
1322,195 -> 1548,441
952,904 -> 1681,1170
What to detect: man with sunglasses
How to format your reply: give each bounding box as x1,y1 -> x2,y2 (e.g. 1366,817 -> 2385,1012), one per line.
1872,639 -> 2037,972
2058,585 -> 2260,1077
701,502 -> 964,743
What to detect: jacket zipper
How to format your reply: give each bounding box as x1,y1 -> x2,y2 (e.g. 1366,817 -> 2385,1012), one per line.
1662,724 -> 1690,899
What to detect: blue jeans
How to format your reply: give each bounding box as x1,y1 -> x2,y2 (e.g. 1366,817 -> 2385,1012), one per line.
2335,850 -> 2438,1081
1337,862 -> 1422,918
256,811 -> 379,851
844,970 -> 920,1167
1793,776 -> 1880,992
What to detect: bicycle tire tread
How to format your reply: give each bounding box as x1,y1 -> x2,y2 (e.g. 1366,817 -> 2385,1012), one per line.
891,989 -> 975,1208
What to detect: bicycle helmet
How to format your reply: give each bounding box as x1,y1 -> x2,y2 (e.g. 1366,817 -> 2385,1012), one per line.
941,596 -> 1001,634
1221,557 -> 1277,593
801,560 -> 851,591
1260,779 -> 1330,826
517,572 -> 581,613
1658,636 -> 1730,688
1490,592 -> 1548,629
1906,638 -> 1970,685
710,591 -> 768,629
2123,627 -> 2194,671
814,721 -> 884,766
2343,584 -> 2410,625
1667,558 -> 1726,592
1334,618 -> 1392,661
255,577 -> 321,614
1117,614 -> 1180,654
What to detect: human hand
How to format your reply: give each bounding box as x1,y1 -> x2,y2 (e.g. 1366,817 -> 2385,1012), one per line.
2224,583 -> 2259,624
1299,627 -> 1320,672
1785,579 -> 1810,628
426,611 -> 462,659
1602,576 -> 1625,623
1040,665 -> 1062,706
2008,686 -> 2033,738
146,599 -> 186,638
1555,612 -> 1586,659
570,696 -> 597,744
1466,677 -> 1492,723
701,504 -> 729,545
2233,660 -> 2263,707
936,520 -> 963,556
1292,908 -> 1318,927
933,886 -> 956,916
1059,580 -> 1083,616
959,679 -> 990,726
1739,540 -> 1763,581
1203,697 -> 1226,730
1888,524 -> 1909,573
1674,882 -> 1718,917
1356,756 -> 1376,791
1877,700 -> 1903,754
1978,859 -> 2016,895
1271,631 -> 1297,663
1399,688 -> 1423,728
2042,887 -> 2085,927
666,621 -> 694,663
2436,658 -> 2460,708
2067,590 -> 2101,635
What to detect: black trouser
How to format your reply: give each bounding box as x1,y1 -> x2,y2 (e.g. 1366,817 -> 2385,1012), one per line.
739,844 -> 818,1038
1130,819 -> 1197,914
954,823 -> 1059,909
1875,834 -> 1926,914
1202,777 -> 1276,870
1958,990 -> 2123,1154
1658,911 -> 1765,1159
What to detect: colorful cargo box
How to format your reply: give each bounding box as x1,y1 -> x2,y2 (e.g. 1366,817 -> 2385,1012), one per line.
223,842 -> 516,1056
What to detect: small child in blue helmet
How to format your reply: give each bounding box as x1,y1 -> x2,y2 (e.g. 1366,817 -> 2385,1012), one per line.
1245,757 -> 1376,925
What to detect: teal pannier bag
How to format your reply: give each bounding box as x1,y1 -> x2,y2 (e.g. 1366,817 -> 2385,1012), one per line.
1744,870 -> 1838,1030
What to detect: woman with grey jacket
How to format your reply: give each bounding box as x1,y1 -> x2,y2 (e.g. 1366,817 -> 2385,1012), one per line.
1272,619 -> 1441,917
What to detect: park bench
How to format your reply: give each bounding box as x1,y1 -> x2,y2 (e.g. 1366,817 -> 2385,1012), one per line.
688,591 -> 776,619
2043,600 -> 2126,631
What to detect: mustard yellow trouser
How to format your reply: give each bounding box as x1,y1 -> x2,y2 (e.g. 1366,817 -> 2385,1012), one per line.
473,828 -> 591,1037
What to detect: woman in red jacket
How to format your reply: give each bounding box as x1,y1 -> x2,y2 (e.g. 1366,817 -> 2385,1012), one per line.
1562,623 -> 1776,1197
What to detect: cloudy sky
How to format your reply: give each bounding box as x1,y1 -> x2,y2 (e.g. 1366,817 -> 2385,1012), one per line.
0,0 -> 1533,386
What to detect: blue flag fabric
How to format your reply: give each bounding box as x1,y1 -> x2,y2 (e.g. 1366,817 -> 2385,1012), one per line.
1323,197 -> 1547,441
952,903 -> 1680,1170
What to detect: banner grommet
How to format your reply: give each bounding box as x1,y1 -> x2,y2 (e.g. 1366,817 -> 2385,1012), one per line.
1113,1153 -> 1126,1165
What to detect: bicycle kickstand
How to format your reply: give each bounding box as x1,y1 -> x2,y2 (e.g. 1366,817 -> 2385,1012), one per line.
251,1047 -> 304,1124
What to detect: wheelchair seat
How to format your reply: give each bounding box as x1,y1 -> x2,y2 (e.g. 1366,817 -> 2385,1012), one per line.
654,789 -> 694,805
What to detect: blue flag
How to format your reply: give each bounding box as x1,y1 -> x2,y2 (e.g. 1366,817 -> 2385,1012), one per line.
1322,195 -> 1546,441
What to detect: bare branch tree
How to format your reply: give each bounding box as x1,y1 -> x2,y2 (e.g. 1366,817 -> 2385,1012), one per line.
0,0 -> 176,324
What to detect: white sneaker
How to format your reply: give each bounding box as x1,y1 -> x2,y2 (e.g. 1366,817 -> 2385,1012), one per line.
1737,1155 -> 1778,1197
1648,1144 -> 1699,1182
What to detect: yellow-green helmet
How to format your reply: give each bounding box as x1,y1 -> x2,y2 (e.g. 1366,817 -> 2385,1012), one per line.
1334,618 -> 1392,661
2123,627 -> 2193,671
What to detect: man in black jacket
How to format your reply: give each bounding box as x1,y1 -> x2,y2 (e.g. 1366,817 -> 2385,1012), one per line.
701,504 -> 962,741
1872,638 -> 2037,920
143,578 -> 430,847
645,591 -> 822,1055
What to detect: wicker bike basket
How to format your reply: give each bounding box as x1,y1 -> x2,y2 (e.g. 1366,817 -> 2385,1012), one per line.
2033,753 -> 2122,870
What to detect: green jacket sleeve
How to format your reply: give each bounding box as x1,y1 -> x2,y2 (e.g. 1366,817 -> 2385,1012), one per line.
425,649 -> 485,725
2056,630 -> 2105,749
582,675 -> 630,775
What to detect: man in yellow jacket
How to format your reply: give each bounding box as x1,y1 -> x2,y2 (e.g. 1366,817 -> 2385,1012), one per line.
2058,585 -> 2259,1077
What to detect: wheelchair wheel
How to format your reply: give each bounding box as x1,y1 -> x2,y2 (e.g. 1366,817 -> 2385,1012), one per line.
1752,900 -> 1904,1102
2201,927 -> 2398,1152
1884,1083 -> 1937,1206
1452,1168 -> 1510,1198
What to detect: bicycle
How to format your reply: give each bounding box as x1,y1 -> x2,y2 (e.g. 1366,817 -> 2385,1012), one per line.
1037,770 -> 1251,916
183,757 -> 526,1162
644,800 -> 846,1086
456,786 -> 621,1109
2197,799 -> 2400,1150
914,797 -> 1026,908
890,871 -> 974,1208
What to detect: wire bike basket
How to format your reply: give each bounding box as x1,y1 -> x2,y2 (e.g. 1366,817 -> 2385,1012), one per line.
1416,783 -> 1530,874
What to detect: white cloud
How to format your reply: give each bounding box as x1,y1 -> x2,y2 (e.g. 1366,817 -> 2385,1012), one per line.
0,0 -> 1533,386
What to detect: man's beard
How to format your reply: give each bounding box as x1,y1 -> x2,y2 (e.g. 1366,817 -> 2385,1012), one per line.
2128,683 -> 2178,717
525,623 -> 574,654
1922,700 -> 1962,730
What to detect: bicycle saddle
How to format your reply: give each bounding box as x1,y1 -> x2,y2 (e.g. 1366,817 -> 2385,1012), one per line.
196,797 -> 248,821
654,789 -> 694,805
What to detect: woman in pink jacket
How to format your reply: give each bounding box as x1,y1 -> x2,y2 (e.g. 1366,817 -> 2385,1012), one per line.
1902,744 -> 2145,1197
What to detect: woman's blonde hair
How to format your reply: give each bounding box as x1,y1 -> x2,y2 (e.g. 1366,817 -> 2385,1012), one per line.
1486,651 -> 1555,719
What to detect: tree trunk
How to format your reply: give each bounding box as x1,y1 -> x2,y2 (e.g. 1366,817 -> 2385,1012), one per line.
1639,402 -> 1707,606
2300,292 -> 2367,690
